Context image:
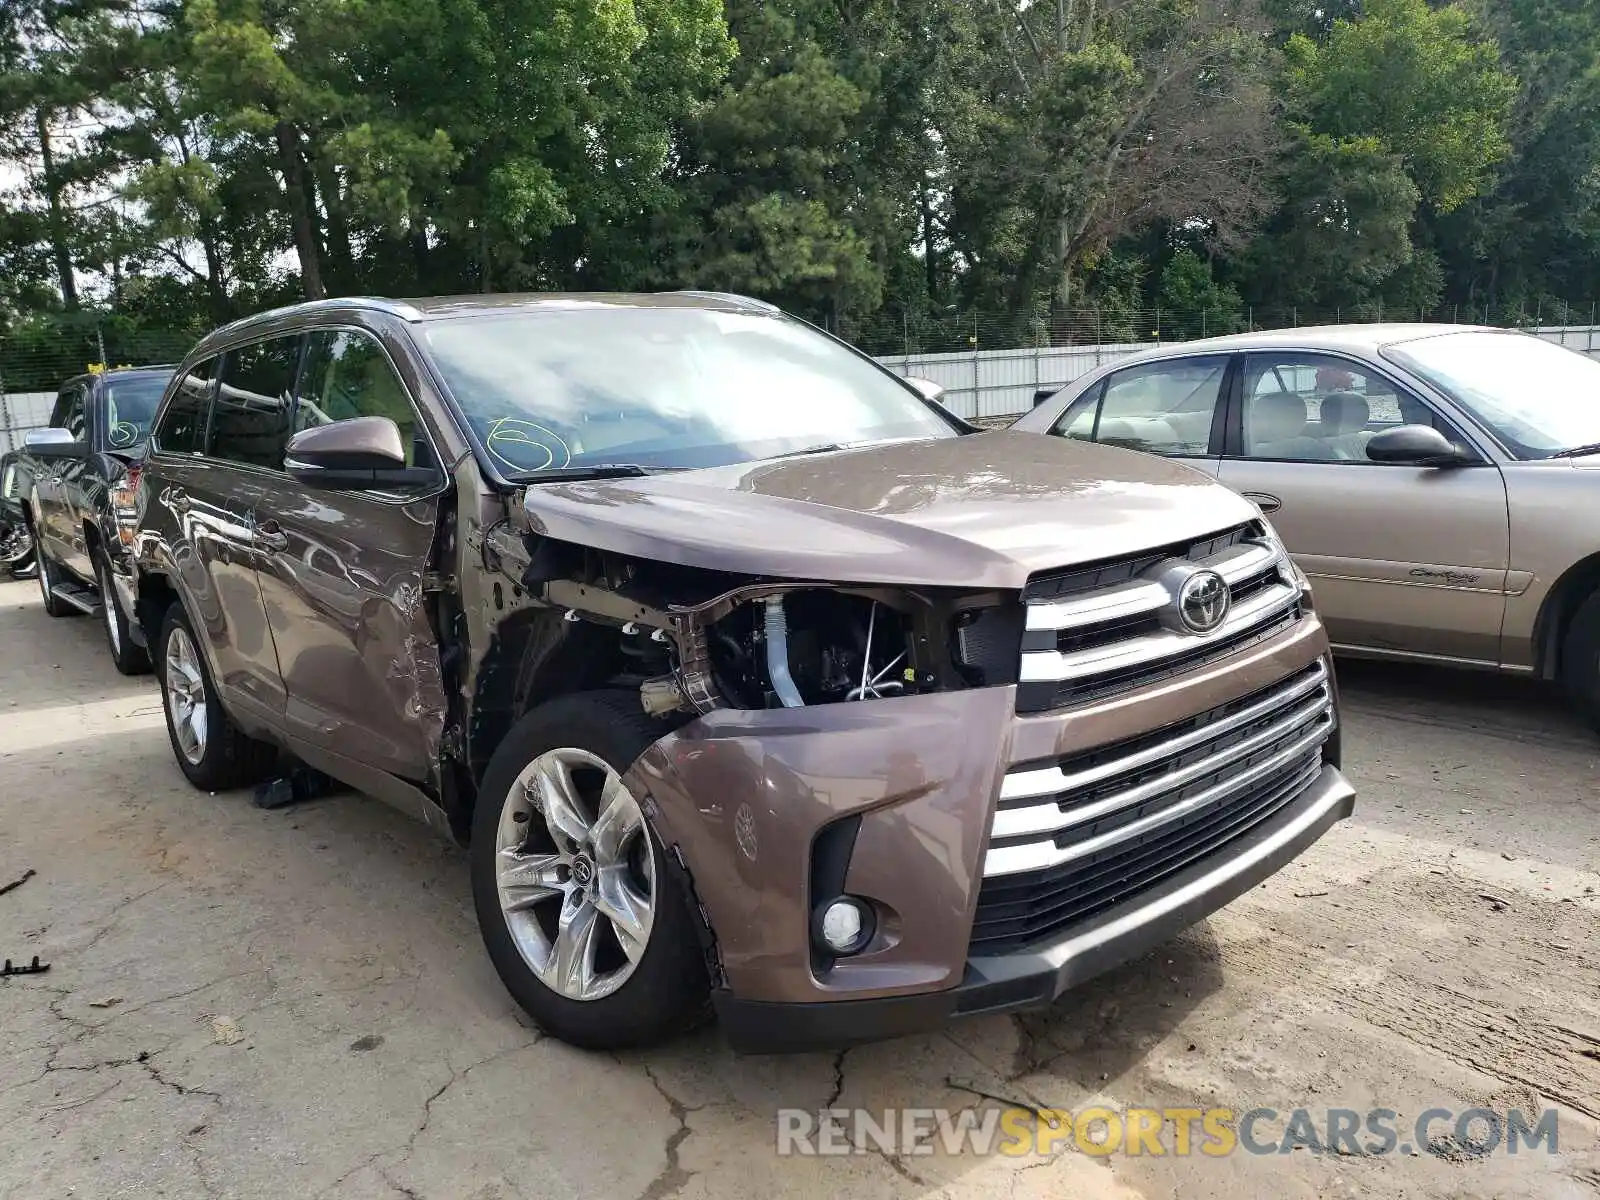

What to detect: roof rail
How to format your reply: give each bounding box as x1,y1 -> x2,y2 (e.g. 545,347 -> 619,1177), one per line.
209,295 -> 425,340
662,290 -> 780,314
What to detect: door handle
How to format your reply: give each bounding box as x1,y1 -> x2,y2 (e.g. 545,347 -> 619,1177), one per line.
254,519 -> 288,552
163,486 -> 190,513
1242,491 -> 1282,514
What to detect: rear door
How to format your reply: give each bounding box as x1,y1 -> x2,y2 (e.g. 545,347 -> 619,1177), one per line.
251,326 -> 449,781
1042,354 -> 1232,479
146,350 -> 288,725
201,335 -> 305,715
1216,349 -> 1511,665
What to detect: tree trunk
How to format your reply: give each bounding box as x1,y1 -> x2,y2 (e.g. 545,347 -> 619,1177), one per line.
919,179 -> 939,302
35,109 -> 79,311
410,220 -> 431,287
274,121 -> 326,300
172,128 -> 231,322
1054,217 -> 1075,311
315,157 -> 355,291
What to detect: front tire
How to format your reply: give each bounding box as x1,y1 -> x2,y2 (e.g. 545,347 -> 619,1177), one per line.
157,601 -> 276,790
470,691 -> 711,1049
96,552 -> 150,676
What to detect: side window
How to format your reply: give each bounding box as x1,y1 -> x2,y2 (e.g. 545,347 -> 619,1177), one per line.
296,331 -> 430,467
210,337 -> 301,469
51,385 -> 87,440
153,357 -> 219,455
1239,353 -> 1454,463
1054,359 -> 1226,456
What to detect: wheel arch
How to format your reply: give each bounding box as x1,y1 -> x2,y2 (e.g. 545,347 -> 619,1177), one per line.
1532,550 -> 1600,680
135,568 -> 182,656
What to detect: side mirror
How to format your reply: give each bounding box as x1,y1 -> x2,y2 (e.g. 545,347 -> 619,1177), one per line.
284,416 -> 436,490
1033,387 -> 1059,408
904,376 -> 945,404
25,428 -> 88,460
1364,424 -> 1472,467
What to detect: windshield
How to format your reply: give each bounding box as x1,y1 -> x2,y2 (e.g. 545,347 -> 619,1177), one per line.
1383,331 -> 1600,459
419,307 -> 957,475
103,373 -> 173,450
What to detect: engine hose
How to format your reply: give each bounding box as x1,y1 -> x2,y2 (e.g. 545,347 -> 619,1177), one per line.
763,596 -> 805,708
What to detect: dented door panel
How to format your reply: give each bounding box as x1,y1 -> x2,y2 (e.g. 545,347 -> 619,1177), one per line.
250,475 -> 448,781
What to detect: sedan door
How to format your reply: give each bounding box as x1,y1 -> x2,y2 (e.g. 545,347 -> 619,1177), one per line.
1036,354 -> 1232,479
1216,349 -> 1511,666
251,326 -> 449,784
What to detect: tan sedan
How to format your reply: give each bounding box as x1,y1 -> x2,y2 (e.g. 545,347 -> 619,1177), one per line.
1013,324 -> 1600,727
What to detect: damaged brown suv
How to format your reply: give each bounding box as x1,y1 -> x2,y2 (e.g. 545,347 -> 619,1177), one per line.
131,292 -> 1354,1052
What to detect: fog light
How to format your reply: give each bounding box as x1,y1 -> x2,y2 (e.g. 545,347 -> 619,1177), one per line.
814,896 -> 873,955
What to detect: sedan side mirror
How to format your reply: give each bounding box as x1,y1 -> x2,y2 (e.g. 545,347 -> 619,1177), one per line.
285,416 -> 437,490
904,376 -> 945,404
1364,424 -> 1472,467
25,428 -> 88,460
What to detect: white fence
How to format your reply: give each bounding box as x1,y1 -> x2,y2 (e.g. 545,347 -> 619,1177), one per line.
0,392 -> 55,456
875,325 -> 1600,423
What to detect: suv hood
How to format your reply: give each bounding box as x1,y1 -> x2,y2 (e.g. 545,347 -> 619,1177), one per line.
516,430 -> 1258,590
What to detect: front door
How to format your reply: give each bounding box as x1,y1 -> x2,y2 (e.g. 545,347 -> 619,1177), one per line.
252,328 -> 447,782
1216,350 -> 1511,665
37,383 -> 88,564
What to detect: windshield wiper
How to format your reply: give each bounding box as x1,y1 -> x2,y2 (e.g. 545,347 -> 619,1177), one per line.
516,464 -> 661,482
770,442 -> 848,458
1546,442 -> 1600,459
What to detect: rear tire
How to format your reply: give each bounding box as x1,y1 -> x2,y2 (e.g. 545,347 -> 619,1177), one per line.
157,601 -> 277,790
470,691 -> 711,1050
1560,588 -> 1600,732
96,551 -> 150,676
33,529 -> 69,618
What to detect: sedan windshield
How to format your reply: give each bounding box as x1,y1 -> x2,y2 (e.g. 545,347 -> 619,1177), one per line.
1383,331 -> 1600,459
103,373 -> 172,450
419,306 -> 957,476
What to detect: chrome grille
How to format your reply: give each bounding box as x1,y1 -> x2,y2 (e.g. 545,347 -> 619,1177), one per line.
970,659 -> 1334,953
1014,523 -> 1303,713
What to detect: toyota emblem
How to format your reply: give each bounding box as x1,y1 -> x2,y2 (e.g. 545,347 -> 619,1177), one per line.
1177,569 -> 1230,634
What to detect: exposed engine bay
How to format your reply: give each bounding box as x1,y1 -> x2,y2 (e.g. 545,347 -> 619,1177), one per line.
705,590 -> 914,709
483,523 -> 1022,721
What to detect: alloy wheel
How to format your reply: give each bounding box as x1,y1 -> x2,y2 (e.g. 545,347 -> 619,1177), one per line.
164,625 -> 208,765
494,747 -> 657,1002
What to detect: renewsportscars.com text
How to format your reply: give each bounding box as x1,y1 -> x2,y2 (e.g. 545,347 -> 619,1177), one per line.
775,1105 -> 1560,1159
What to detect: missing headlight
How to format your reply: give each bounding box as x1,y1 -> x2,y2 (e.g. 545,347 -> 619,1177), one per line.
709,590 -> 916,708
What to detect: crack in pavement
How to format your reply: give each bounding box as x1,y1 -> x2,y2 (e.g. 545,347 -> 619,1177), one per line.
637,1064 -> 704,1200
824,1047 -> 849,1108
314,1040 -> 540,1200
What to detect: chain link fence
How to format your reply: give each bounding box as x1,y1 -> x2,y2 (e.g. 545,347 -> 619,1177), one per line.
0,324 -> 200,453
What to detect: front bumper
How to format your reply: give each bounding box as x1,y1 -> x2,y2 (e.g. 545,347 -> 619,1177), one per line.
715,762 -> 1353,1052
623,612 -> 1346,1053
